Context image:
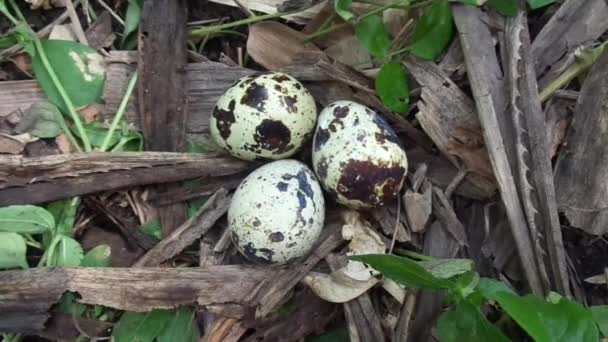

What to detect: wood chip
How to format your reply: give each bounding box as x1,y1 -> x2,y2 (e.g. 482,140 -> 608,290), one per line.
0,133 -> 26,154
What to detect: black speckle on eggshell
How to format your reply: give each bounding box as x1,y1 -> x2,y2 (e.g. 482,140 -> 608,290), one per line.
212,99 -> 236,139
240,82 -> 269,112
314,128 -> 331,151
242,242 -> 274,263
336,159 -> 405,207
282,95 -> 298,114
269,232 -> 285,242
254,119 -> 292,154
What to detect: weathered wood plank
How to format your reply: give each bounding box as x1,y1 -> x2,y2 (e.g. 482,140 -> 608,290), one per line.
0,152 -> 250,205
453,3 -> 544,295
554,49 -> 608,235
0,266 -> 271,333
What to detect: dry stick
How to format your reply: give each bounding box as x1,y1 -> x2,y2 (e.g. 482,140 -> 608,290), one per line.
65,0 -> 89,45
96,0 -> 125,26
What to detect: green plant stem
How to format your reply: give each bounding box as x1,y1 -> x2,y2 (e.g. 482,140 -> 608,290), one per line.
393,248 -> 436,261
7,0 -> 92,152
0,6 -> 19,25
56,109 -> 84,152
305,0 -> 436,42
100,71 -> 138,152
539,42 -> 608,102
189,4 -> 315,38
33,39 -> 92,151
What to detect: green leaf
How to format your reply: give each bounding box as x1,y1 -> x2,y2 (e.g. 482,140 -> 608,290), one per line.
348,254 -> 452,289
307,327 -> 350,342
417,258 -> 474,279
476,278 -> 516,299
335,0 -> 354,21
451,271 -> 479,300
375,62 -> 410,113
0,205 -> 55,234
122,0 -> 143,49
487,0 -> 518,16
81,244 -> 111,267
408,0 -> 454,60
57,292 -> 88,316
355,14 -> 391,58
31,40 -> 105,113
0,232 -> 28,269
47,198 -> 79,236
590,306 -> 608,337
14,23 -> 36,56
157,307 -> 200,342
49,236 -> 84,267
188,196 -> 209,219
453,0 -> 485,5
0,34 -> 17,48
437,301 -> 510,342
112,309 -> 173,342
186,141 -> 209,154
139,219 -> 162,240
493,292 -> 598,342
527,0 -> 555,9
15,101 -> 63,138
73,122 -> 119,147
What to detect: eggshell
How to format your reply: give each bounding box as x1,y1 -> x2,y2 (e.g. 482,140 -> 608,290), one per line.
312,101 -> 408,209
210,72 -> 317,160
229,159 -> 325,264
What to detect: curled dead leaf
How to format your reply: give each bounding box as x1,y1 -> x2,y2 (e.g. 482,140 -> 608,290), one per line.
342,210 -> 387,281
447,126 -> 494,181
303,270 -> 378,303
247,21 -> 320,70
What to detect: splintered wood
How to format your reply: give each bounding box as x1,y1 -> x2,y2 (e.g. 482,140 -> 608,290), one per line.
0,152 -> 250,205
0,266 -> 271,333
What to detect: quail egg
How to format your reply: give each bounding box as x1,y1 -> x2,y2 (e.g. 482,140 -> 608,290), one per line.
229,159 -> 325,264
312,100 -> 408,209
210,72 -> 317,161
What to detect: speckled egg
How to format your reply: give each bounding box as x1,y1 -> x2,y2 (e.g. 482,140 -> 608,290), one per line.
228,159 -> 325,264
209,72 -> 317,160
312,101 -> 408,209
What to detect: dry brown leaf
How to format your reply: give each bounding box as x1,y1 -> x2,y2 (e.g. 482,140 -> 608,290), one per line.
79,103 -> 103,123
324,35 -> 372,69
55,134 -> 72,154
303,270 -> 378,303
207,0 -> 324,24
302,2 -> 353,49
342,211 -> 387,281
403,185 -> 432,233
11,54 -> 32,75
447,127 -> 494,181
247,21 -> 321,70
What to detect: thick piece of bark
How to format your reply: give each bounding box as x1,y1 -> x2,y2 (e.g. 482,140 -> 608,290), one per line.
0,152 -> 249,205
504,11 -> 569,294
554,49 -> 608,235
138,0 -> 189,236
0,266 -> 270,333
453,4 -> 544,295
531,0 -> 608,78
404,56 -> 496,197
134,188 -> 231,266
0,80 -> 45,117
326,254 -> 385,342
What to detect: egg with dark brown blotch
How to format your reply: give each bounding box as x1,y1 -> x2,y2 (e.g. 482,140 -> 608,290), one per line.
312,100 -> 408,209
209,72 -> 317,161
229,159 -> 325,264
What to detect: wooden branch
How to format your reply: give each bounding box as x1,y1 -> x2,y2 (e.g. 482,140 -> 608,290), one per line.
138,0 -> 189,236
0,266 -> 270,333
0,152 -> 250,205
504,11 -> 570,294
134,188 -> 231,266
554,49 -> 608,235
452,3 -> 544,295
